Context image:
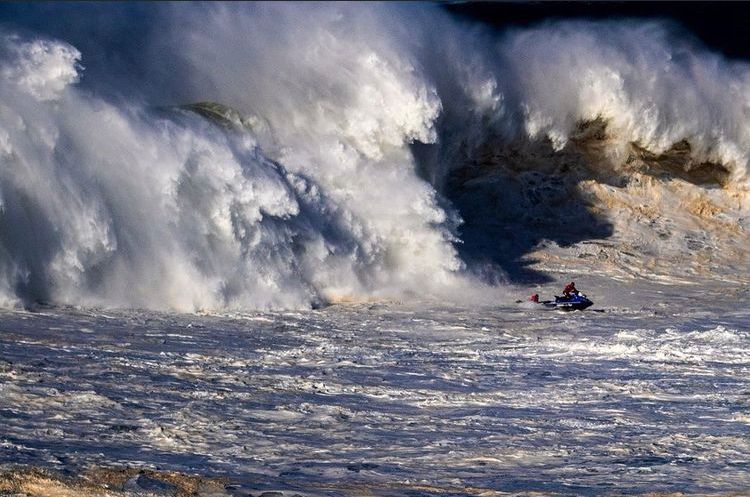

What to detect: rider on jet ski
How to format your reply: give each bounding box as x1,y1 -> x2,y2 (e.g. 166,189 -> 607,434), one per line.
561,281 -> 578,300
523,282 -> 592,310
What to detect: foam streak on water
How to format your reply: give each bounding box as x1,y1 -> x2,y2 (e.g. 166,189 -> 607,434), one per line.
1,285 -> 748,495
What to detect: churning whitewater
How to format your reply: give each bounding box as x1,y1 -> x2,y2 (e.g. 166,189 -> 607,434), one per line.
2,4 -> 750,497
0,2 -> 749,312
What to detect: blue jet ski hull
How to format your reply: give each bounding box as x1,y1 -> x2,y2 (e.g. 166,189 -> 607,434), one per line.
543,293 -> 593,311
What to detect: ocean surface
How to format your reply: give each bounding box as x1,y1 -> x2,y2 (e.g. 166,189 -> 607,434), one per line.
2,279 -> 749,496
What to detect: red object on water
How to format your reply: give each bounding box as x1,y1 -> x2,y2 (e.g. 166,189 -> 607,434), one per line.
529,293 -> 539,302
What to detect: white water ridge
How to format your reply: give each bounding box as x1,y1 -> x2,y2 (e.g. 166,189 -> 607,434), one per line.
0,23 -> 462,311
0,2 -> 749,310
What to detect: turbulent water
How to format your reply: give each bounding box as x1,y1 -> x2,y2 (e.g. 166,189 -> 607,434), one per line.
1,280 -> 749,496
1,2 -> 749,496
0,2 -> 748,310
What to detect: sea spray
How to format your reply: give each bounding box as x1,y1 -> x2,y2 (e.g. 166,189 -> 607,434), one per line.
1,3 -> 750,309
0,23 -> 464,310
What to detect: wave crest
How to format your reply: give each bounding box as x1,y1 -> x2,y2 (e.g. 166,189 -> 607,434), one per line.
1,5 -> 750,309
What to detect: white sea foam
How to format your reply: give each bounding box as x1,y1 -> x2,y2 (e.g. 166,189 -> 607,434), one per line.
2,294 -> 749,493
0,34 -> 81,101
498,20 -> 750,180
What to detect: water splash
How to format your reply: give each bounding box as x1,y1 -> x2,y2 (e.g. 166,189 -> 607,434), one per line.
1,4 -> 750,309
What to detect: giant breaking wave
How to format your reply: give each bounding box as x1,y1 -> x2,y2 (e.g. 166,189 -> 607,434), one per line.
0,3 -> 749,310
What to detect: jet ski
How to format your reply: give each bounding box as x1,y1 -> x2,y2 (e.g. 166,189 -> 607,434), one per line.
542,291 -> 593,311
